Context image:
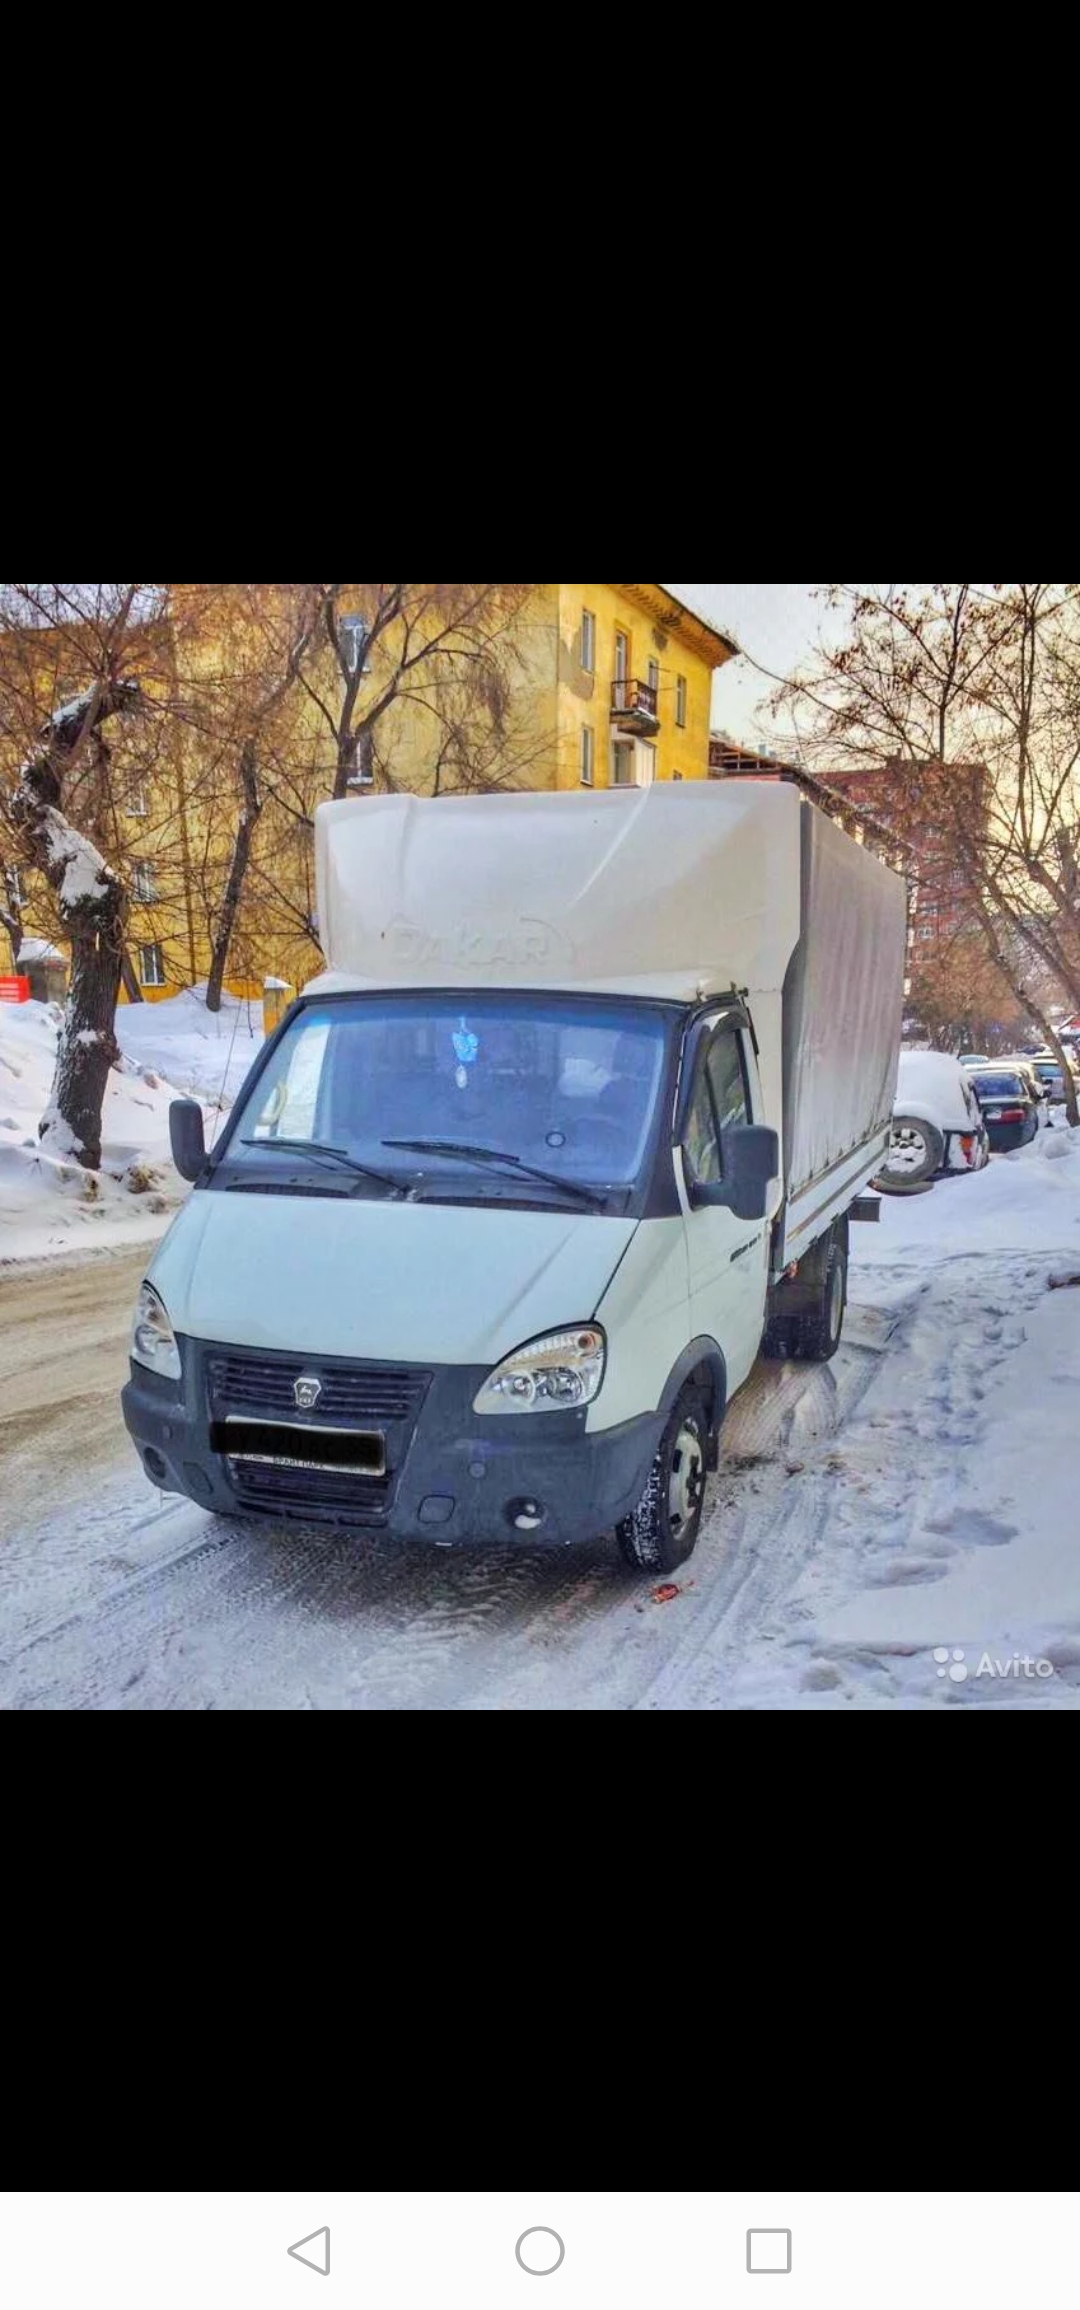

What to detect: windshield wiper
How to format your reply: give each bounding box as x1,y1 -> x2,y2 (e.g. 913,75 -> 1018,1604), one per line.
382,1137 -> 609,1210
240,1138 -> 405,1195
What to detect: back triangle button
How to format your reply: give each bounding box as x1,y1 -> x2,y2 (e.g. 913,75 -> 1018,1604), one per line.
288,2229 -> 330,2277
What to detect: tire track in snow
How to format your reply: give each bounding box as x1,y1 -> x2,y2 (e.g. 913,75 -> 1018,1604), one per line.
6,1249 -> 1069,1711
0,1321 -> 899,1710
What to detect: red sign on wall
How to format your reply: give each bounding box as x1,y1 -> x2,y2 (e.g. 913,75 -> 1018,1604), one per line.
0,976 -> 31,1003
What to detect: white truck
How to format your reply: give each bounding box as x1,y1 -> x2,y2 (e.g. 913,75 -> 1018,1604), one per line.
123,782 -> 908,1574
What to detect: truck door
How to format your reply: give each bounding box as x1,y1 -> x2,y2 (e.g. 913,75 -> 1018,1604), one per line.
680,1016 -> 768,1397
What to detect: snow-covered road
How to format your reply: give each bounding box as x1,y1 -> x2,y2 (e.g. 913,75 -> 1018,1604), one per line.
2,1134 -> 1079,1709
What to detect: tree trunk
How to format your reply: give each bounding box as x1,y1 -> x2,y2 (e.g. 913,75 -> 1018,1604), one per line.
9,680 -> 139,1169
47,918 -> 126,1166
0,860 -> 23,974
1043,1024 -> 1080,1130
120,946 -> 144,1003
206,738 -> 261,1014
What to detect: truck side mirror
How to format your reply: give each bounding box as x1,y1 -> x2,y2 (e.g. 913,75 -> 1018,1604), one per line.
170,1098 -> 207,1183
688,1125 -> 779,1223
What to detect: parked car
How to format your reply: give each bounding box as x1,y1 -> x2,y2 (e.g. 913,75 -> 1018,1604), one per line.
1026,1053 -> 1077,1105
961,1054 -> 991,1069
991,1057 -> 1051,1121
966,1069 -> 1041,1152
879,1051 -> 990,1186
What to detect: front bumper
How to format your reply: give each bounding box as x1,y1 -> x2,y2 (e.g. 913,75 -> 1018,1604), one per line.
122,1340 -> 664,1547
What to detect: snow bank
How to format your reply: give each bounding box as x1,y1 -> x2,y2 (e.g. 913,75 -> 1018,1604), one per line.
114,985 -> 263,1113
870,1120 -> 1080,1261
811,1277 -> 1080,1700
0,990 -> 264,1267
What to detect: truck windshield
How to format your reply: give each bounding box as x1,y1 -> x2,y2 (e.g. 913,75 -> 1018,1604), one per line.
224,994 -> 670,1204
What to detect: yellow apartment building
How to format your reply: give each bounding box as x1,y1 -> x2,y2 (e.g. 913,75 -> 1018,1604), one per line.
549,583 -> 735,793
6,583 -> 737,1005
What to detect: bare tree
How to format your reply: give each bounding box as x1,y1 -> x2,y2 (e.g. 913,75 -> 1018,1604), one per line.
0,584 -> 202,1163
907,925 -> 1030,1053
11,673 -> 140,1167
775,584 -> 1080,1123
179,585 -> 324,1012
0,850 -> 23,972
296,584 -> 539,800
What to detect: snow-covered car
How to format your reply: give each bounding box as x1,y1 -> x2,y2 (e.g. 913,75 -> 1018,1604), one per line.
966,1068 -> 1040,1152
878,1051 -> 990,1186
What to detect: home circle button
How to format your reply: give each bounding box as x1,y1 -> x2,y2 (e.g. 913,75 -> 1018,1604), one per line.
516,2230 -> 566,2277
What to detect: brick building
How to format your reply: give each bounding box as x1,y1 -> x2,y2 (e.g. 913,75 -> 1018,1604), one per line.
822,758 -> 989,956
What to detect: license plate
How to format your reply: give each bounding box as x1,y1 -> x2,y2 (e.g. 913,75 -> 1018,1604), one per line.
219,1416 -> 386,1476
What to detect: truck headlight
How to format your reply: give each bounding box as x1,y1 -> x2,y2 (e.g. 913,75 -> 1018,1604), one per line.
131,1281 -> 182,1382
473,1326 -> 606,1415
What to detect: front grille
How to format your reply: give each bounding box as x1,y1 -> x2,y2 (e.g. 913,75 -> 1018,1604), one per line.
206,1351 -> 429,1426
203,1347 -> 432,1522
220,1462 -> 392,1523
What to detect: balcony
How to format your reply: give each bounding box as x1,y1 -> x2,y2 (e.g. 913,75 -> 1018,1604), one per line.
611,676 -> 660,734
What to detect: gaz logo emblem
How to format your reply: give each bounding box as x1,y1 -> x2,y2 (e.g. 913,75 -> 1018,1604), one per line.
294,1375 -> 322,1411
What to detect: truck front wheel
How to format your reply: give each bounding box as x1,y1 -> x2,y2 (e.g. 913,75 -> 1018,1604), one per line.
616,1387 -> 708,1574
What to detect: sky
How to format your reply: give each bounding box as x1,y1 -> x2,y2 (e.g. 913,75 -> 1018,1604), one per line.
666,582 -> 842,747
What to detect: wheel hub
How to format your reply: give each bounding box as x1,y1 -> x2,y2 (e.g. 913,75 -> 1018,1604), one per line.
885,1125 -> 929,1176
668,1427 -> 704,1535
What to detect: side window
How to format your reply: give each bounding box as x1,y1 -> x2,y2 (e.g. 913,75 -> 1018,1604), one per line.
706,1029 -> 751,1134
683,1023 -> 751,1189
684,1070 -> 721,1185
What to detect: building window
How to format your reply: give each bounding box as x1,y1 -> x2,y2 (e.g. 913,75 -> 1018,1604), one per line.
647,656 -> 660,697
125,783 -> 149,818
7,864 -> 24,906
580,609 -> 596,674
612,741 -> 636,787
138,942 -> 166,988
614,631 -> 630,686
673,771 -> 684,783
581,726 -> 595,787
675,675 -> 688,728
133,861 -> 157,902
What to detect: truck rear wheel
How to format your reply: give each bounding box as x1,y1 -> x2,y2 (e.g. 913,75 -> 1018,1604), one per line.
616,1386 -> 708,1574
792,1237 -> 847,1362
763,1222 -> 848,1363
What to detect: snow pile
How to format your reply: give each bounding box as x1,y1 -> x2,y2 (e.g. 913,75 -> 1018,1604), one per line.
873,1118 -> 1080,1260
114,986 -> 264,1114
0,990 -> 264,1267
716,1121 -> 1080,1709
